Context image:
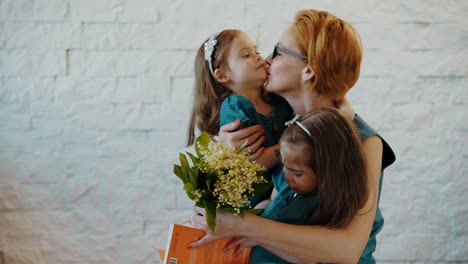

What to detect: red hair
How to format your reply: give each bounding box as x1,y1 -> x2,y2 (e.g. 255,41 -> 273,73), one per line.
292,9 -> 363,100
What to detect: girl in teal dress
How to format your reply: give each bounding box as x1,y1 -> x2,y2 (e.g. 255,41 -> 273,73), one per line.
187,29 -> 293,206
249,108 -> 369,263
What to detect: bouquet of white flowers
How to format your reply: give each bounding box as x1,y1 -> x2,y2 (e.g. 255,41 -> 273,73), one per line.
174,132 -> 272,232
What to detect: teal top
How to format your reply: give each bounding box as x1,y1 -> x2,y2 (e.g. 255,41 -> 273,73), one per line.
249,114 -> 396,264
354,114 -> 395,264
219,94 -> 293,208
249,167 -> 319,263
220,94 -> 293,207
220,94 -> 293,148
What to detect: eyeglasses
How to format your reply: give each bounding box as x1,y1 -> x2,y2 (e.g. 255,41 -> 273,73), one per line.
272,44 -> 308,60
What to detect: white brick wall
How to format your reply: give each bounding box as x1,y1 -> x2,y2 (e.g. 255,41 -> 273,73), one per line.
0,0 -> 467,263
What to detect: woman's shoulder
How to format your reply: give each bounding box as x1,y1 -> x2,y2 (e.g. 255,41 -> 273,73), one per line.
353,114 -> 396,170
352,114 -> 377,141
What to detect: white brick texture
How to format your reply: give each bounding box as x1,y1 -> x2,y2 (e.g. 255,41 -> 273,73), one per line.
0,0 -> 467,263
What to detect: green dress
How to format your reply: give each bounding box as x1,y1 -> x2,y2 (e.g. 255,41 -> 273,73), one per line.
249,114 -> 396,264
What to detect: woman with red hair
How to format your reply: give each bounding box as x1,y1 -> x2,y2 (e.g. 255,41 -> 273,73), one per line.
191,9 -> 395,263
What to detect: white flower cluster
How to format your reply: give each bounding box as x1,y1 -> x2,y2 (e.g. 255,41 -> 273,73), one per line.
196,141 -> 266,213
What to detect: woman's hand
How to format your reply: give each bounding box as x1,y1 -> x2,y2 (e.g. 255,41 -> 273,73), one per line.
218,120 -> 265,161
225,236 -> 258,256
189,206 -> 245,248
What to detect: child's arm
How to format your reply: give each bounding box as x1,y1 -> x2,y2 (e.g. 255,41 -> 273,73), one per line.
254,144 -> 281,169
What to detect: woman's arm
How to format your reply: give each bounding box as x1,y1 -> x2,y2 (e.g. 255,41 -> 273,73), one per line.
244,136 -> 383,263
191,136 -> 383,263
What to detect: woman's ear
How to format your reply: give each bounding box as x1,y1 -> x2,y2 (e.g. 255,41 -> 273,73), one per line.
214,68 -> 230,84
301,64 -> 315,82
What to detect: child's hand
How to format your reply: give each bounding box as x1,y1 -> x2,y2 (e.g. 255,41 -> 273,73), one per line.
335,96 -> 355,120
255,145 -> 281,169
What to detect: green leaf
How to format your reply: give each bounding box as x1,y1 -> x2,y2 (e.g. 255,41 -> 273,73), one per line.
205,201 -> 217,232
238,210 -> 244,218
200,190 -> 213,201
179,153 -> 193,186
236,139 -> 249,154
184,182 -> 195,192
173,164 -> 187,183
195,132 -> 211,156
246,208 -> 264,216
205,171 -> 218,192
187,152 -> 199,165
251,181 -> 273,196
179,153 -> 190,171
183,183 -> 196,200
189,167 -> 199,189
221,207 -> 236,214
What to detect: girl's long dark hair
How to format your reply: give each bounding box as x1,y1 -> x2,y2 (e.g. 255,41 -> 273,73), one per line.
187,30 -> 241,146
280,108 -> 368,227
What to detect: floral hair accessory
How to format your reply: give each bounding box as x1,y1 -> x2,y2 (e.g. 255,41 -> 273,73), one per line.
285,114 -> 312,138
204,35 -> 218,76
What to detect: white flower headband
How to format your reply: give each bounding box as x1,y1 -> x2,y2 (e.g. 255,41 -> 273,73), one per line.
204,34 -> 218,76
285,114 -> 312,138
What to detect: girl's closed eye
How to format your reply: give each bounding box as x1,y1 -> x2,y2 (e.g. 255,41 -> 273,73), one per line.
285,166 -> 303,177
293,172 -> 303,177
290,168 -> 303,177
243,49 -> 260,59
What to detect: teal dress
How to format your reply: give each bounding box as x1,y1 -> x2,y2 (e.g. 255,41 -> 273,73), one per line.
250,169 -> 319,263
220,94 -> 293,149
220,94 -> 293,206
249,114 -> 396,264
